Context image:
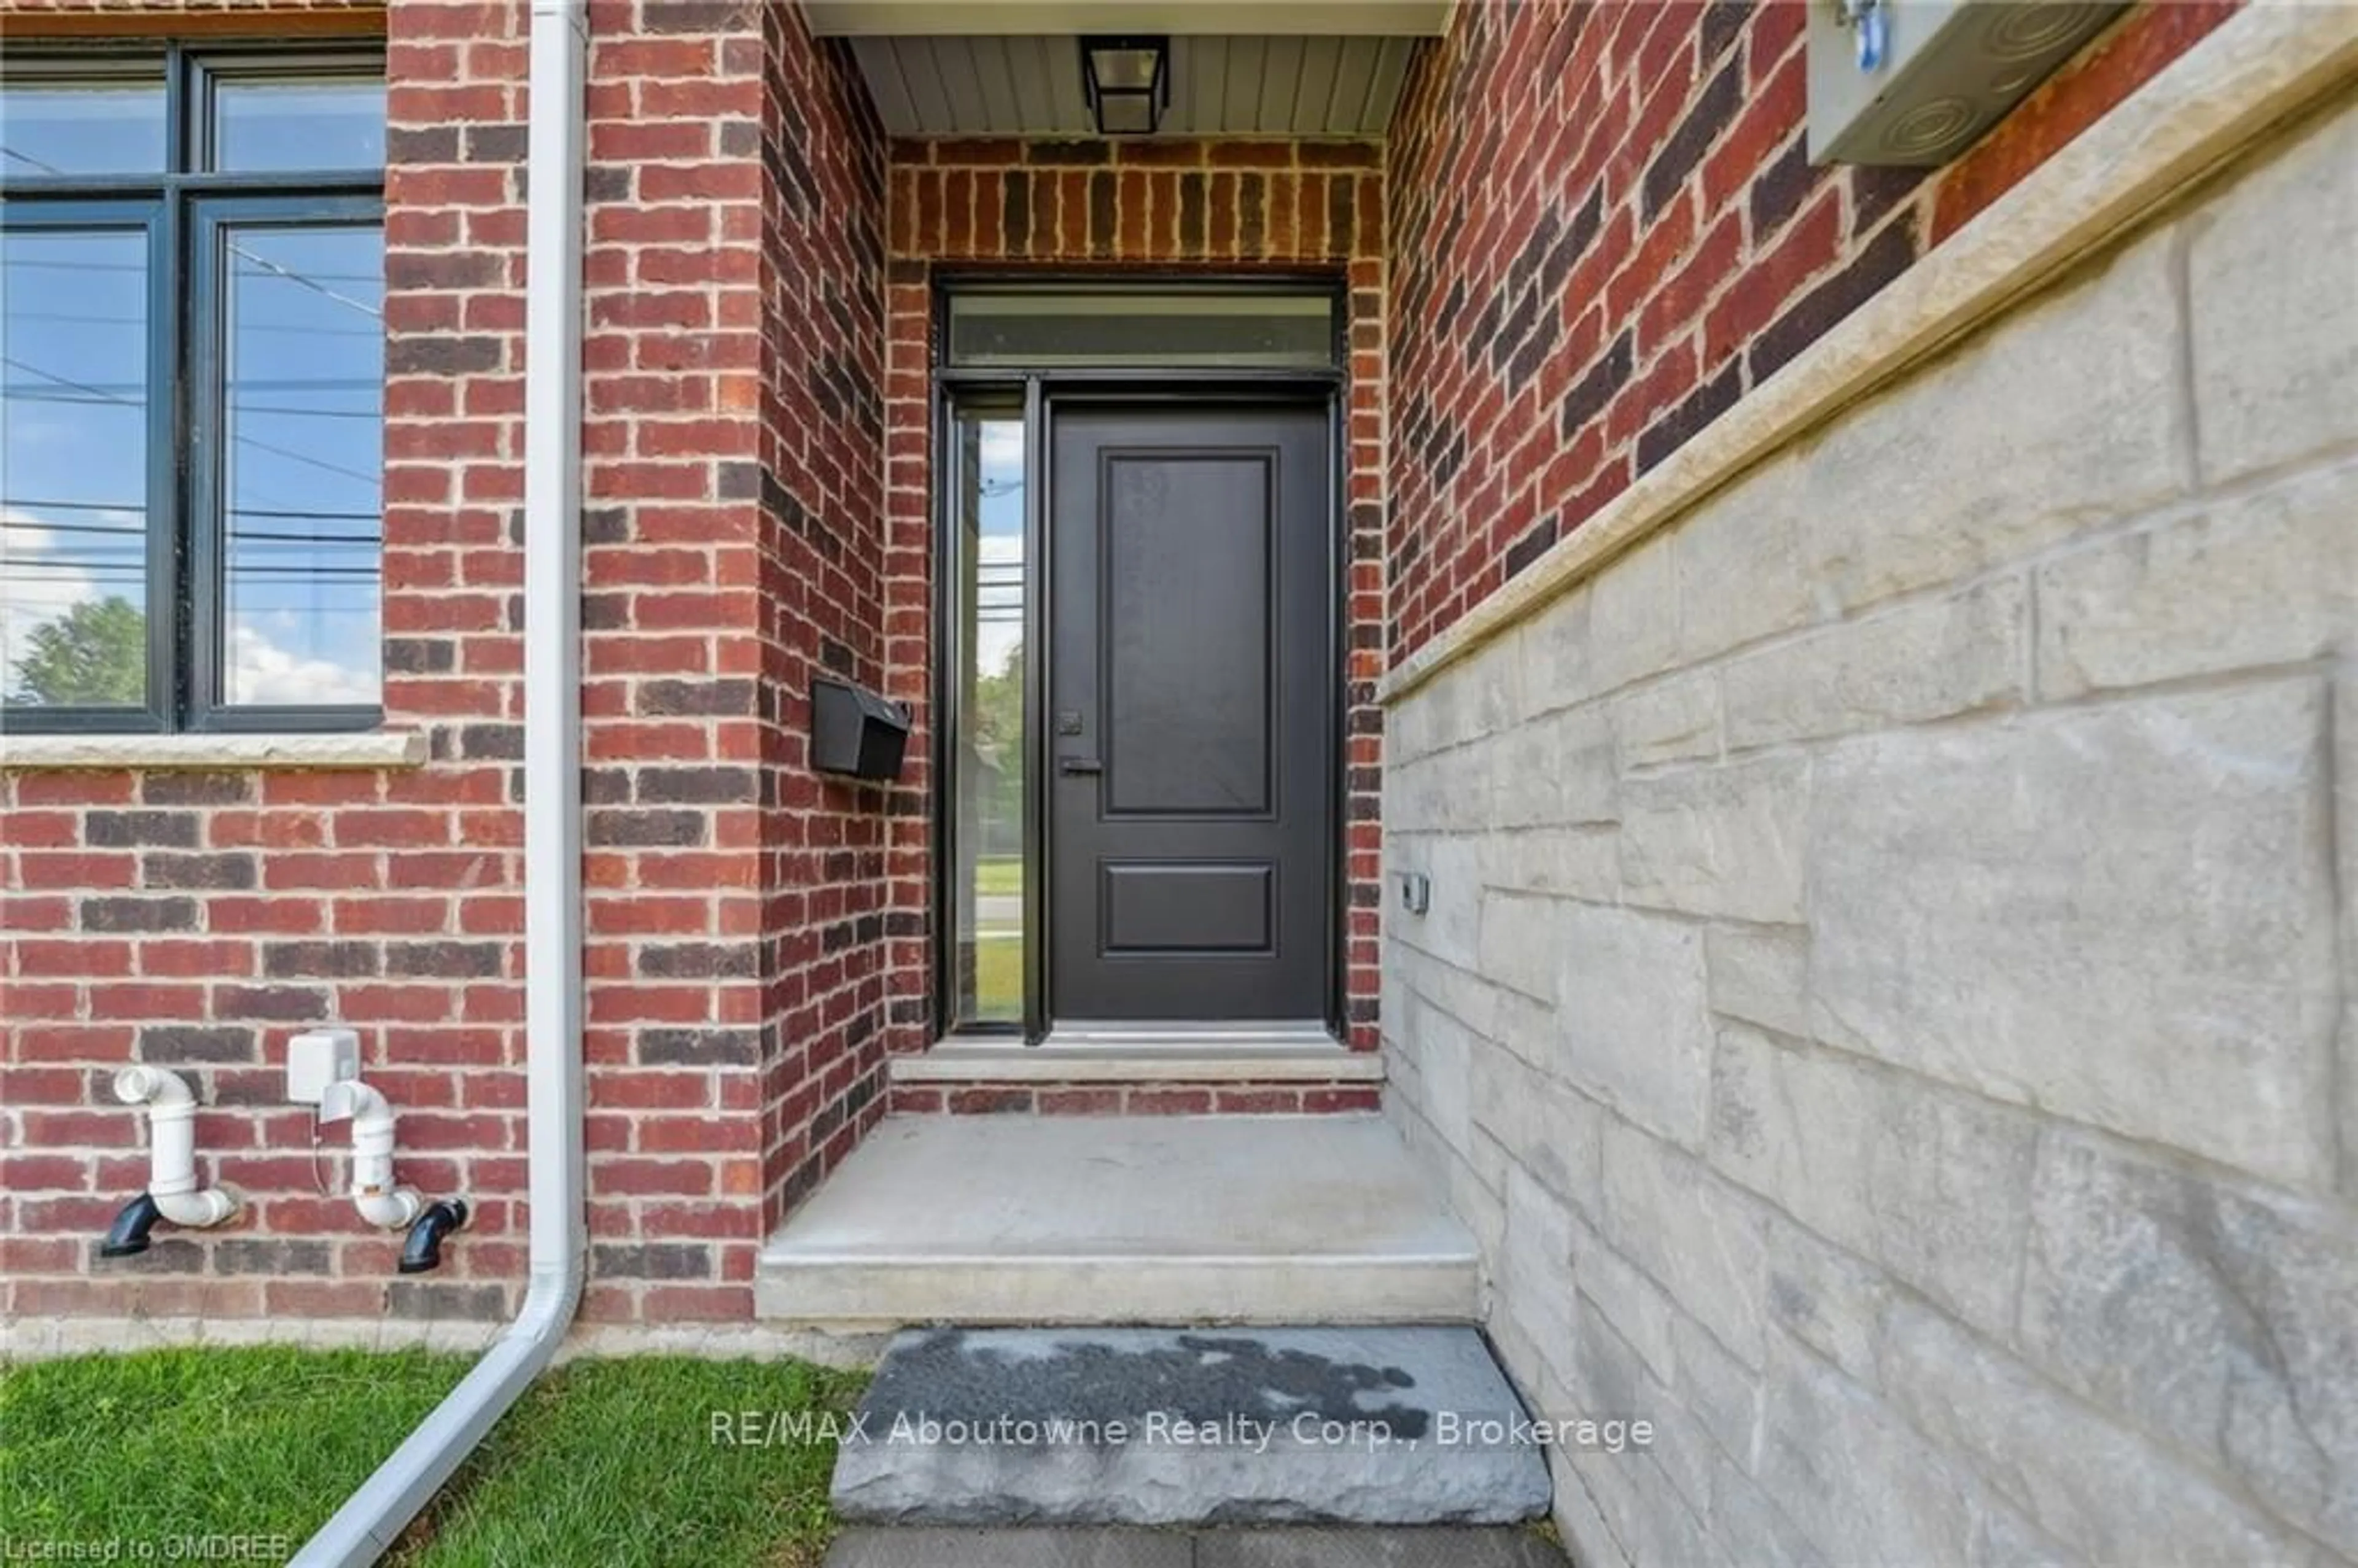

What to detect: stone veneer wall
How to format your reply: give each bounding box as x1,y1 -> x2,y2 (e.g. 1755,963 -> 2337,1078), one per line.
1381,100 -> 2356,1566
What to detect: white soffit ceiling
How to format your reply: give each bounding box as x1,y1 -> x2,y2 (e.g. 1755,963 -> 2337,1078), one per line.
847,34 -> 1423,137
803,2 -> 1451,37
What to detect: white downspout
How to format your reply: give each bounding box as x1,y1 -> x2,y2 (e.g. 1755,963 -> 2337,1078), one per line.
113,1066 -> 239,1228
292,0 -> 587,1559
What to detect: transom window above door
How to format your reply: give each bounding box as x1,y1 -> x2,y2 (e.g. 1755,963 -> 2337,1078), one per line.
943,287 -> 1340,370
0,46 -> 386,734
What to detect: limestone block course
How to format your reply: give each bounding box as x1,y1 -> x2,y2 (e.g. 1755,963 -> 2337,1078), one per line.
1613,669 -> 1724,771
1720,573 -> 2026,752
1405,834 -> 1487,971
2018,1135 -> 2358,1556
1598,1120 -> 1767,1367
2034,459 -> 2358,700
1567,1216 -> 1678,1391
1708,1025 -> 2037,1340
1547,1453 -> 1632,1568
1705,1447 -> 1826,1568
1671,460 -> 1823,668
1498,1166 -> 1580,1397
1668,1307 -> 1765,1480
1618,753 -> 1810,925
1702,923 -> 1811,1039
1468,1039 -> 1605,1220
1795,228 -> 2187,615
1479,825 -> 1621,906
1586,534 -> 1683,697
2340,667 -> 2358,1208
1881,1299 -> 2327,1565
2186,107 -> 2358,484
1760,1209 -> 1890,1394
1757,1338 -> 1980,1568
1569,1435 -> 1716,1568
1806,680 -> 2338,1189
1514,586 -> 1595,722
1477,889 -> 1565,1006
1551,904 -> 1716,1147
1494,704 -> 1620,828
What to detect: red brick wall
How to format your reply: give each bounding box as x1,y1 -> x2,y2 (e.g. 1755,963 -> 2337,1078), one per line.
877,139 -> 1391,1092
0,0 -> 528,1327
1385,0 -> 2238,659
575,0 -> 889,1321
751,0 -> 894,1233
0,0 -> 887,1327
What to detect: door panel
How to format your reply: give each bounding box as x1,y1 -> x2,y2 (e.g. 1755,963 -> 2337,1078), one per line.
1049,402 -> 1331,1022
1102,862 -> 1275,954
1103,453 -> 1274,817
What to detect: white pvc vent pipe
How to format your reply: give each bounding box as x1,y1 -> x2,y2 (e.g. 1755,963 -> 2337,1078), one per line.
319,1079 -> 424,1230
113,1065 -> 239,1228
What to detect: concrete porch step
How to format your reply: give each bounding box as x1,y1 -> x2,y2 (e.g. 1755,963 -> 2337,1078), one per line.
757,1115 -> 1478,1327
830,1326 -> 1554,1528
889,1027 -> 1386,1085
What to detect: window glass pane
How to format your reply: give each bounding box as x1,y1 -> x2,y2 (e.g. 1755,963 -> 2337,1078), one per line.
212,77 -> 386,171
952,406 -> 1027,1027
0,79 -> 166,176
1,226 -> 151,710
947,292 -> 1336,368
220,222 -> 383,708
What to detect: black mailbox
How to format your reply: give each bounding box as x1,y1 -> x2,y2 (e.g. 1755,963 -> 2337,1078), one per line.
809,677 -> 910,782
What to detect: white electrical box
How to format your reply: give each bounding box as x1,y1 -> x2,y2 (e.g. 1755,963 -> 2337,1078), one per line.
286,1027 -> 362,1105
1807,0 -> 2126,166
1398,871 -> 1431,917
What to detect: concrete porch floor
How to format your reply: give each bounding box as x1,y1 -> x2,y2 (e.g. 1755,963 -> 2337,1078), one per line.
756,1115 -> 1480,1327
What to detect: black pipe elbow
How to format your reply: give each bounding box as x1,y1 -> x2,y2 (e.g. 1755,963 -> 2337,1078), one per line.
398,1198 -> 469,1275
101,1192 -> 163,1259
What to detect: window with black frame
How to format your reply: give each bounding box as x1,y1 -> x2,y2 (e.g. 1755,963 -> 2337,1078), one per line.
0,47 -> 386,734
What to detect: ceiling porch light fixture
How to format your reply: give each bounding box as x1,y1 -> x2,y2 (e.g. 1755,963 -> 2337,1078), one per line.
1080,36 -> 1170,136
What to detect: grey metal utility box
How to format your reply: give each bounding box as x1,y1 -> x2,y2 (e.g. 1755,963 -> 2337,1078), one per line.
1807,0 -> 2126,166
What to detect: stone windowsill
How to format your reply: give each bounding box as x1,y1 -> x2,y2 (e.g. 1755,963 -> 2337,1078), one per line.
0,730 -> 429,771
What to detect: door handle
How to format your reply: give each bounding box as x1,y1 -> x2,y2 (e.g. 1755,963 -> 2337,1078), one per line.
1059,757 -> 1105,775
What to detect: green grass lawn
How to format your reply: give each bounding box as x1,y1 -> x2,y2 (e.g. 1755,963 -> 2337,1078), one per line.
973,855 -> 1023,898
0,1347 -> 865,1567
972,933 -> 1024,1020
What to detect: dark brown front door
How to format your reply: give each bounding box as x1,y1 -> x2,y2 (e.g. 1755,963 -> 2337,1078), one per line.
1046,400 -> 1333,1022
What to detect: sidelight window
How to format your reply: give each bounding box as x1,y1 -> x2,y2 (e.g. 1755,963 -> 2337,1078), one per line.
946,401 -> 1030,1028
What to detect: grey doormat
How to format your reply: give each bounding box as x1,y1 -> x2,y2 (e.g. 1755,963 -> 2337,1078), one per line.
830,1325 -> 1555,1527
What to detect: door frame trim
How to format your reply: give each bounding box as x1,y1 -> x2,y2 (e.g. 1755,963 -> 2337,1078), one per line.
928,287 -> 1350,1045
